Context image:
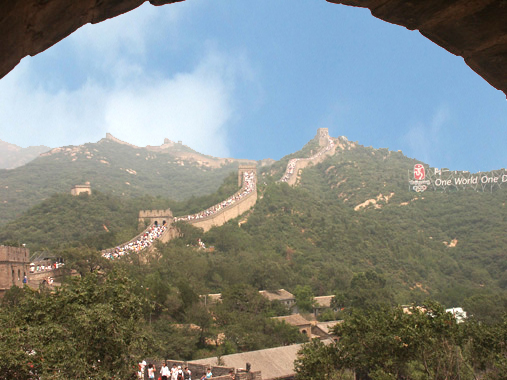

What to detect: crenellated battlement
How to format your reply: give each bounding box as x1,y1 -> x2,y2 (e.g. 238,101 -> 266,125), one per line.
138,209 -> 173,230
0,245 -> 30,262
317,128 -> 330,147
138,209 -> 173,218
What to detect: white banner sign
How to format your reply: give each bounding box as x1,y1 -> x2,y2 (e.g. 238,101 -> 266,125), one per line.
408,165 -> 507,192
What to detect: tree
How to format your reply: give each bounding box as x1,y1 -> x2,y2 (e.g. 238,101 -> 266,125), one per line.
58,245 -> 111,277
0,269 -> 150,379
294,339 -> 349,380
295,301 -> 485,380
335,271 -> 394,310
294,285 -> 316,313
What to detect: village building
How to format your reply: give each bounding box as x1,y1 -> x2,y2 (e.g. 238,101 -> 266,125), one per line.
70,181 -> 91,196
190,343 -> 304,380
272,313 -> 341,341
259,289 -> 296,309
272,314 -> 313,339
201,293 -> 222,306
312,295 -> 337,317
311,321 -> 342,341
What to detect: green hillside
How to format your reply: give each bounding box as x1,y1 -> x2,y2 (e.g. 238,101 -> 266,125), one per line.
0,137 -> 241,226
159,138 -> 507,315
1,134 -> 506,315
0,172 -> 240,252
1,134 -> 506,375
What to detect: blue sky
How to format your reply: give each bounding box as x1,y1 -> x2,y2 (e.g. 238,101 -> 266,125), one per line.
0,0 -> 505,172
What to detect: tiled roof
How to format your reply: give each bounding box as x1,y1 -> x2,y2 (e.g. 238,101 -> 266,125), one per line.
190,344 -> 304,380
314,320 -> 342,335
272,314 -> 311,327
259,289 -> 295,301
313,295 -> 334,308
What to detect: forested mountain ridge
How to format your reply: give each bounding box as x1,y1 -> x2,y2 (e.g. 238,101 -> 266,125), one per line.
180,134 -> 506,311
1,137 -> 504,380
0,134 -> 255,226
1,132 -> 506,315
0,139 -> 50,169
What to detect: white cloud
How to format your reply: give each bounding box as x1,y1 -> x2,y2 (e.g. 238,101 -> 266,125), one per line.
401,106 -> 450,165
0,1 -> 252,158
104,50 -> 240,156
66,1 -> 193,66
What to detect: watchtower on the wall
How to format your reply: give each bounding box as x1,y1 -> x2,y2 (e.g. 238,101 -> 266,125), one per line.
238,164 -> 257,187
0,245 -> 30,295
138,208 -> 173,229
71,182 -> 92,196
317,128 -> 330,147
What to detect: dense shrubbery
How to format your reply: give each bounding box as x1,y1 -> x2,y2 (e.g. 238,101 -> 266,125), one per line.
295,302 -> 507,380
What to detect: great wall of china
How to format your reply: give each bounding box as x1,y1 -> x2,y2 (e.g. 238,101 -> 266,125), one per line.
101,129 -> 336,258
279,128 -> 336,186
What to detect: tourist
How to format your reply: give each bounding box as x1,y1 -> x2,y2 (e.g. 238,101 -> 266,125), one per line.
177,365 -> 185,380
161,362 -> 171,380
171,364 -> 178,380
148,363 -> 156,379
102,223 -> 167,259
184,366 -> 192,380
201,368 -> 212,380
138,360 -> 147,379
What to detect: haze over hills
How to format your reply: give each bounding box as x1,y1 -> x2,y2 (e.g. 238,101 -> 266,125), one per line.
0,133 -> 261,226
1,130 -> 506,314
0,139 -> 50,169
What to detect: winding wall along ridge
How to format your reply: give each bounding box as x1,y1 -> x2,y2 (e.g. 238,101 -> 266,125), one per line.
102,169 -> 257,258
102,223 -> 170,259
174,170 -> 257,232
101,128 -> 335,257
279,130 -> 336,186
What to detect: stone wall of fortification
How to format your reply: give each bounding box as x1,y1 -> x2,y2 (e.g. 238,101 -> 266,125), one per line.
138,209 -> 173,229
0,245 -> 30,292
281,129 -> 336,186
284,143 -> 336,186
159,225 -> 180,243
238,164 -> 257,187
188,191 -> 258,232
317,128 -> 330,147
105,133 -> 140,148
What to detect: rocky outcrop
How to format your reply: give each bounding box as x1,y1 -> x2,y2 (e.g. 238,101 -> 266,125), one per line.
0,0 -> 505,97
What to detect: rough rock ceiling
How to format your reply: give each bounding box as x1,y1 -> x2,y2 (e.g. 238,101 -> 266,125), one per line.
1,0 -> 506,97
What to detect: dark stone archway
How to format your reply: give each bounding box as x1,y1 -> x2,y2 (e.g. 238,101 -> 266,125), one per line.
0,0 -> 506,96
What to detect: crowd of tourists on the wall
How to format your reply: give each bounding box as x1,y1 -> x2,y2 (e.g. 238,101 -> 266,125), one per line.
102,224 -> 167,260
280,137 -> 335,183
29,261 -> 64,273
138,362 -> 199,380
175,170 -> 256,222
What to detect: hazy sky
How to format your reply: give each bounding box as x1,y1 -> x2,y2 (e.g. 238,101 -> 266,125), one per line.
0,0 -> 506,172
